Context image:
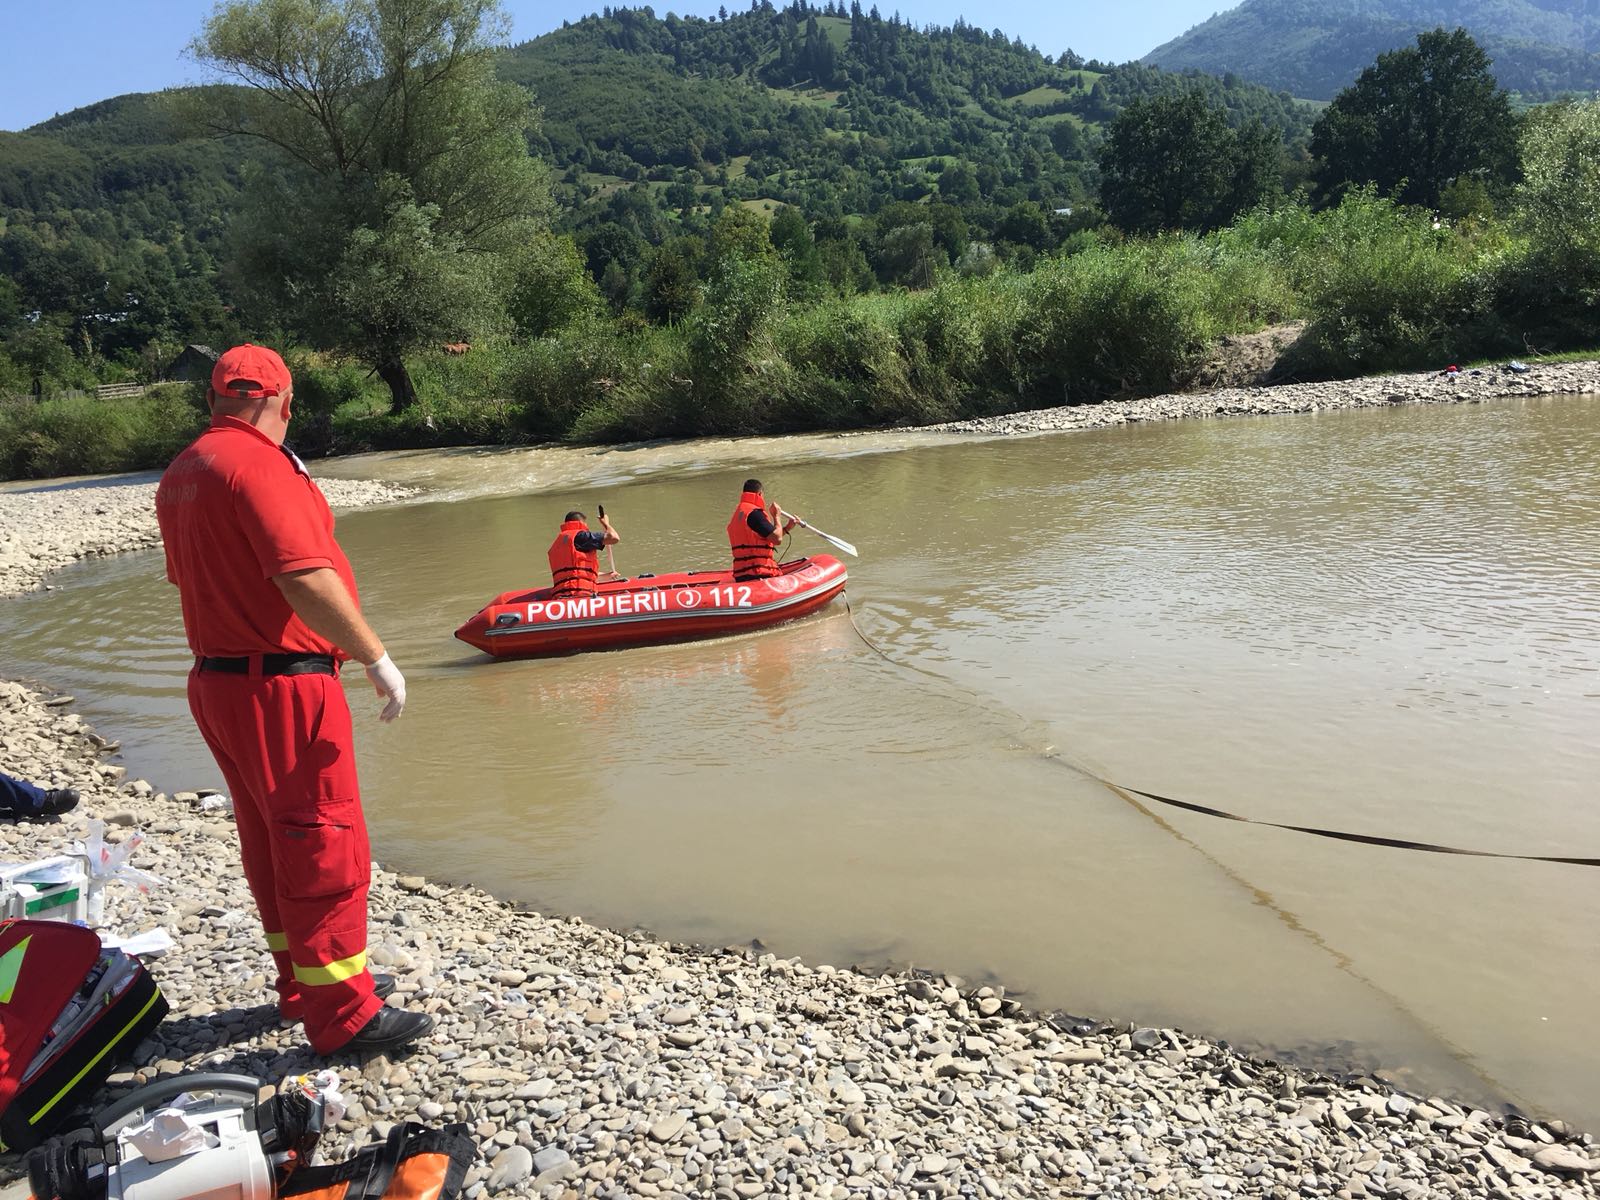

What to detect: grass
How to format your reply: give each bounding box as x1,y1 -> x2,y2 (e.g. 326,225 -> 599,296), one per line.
1008,85 -> 1070,107
1462,345 -> 1600,368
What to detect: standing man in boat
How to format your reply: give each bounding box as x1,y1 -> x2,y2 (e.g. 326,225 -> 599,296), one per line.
728,479 -> 797,580
549,508 -> 621,597
155,343 -> 433,1057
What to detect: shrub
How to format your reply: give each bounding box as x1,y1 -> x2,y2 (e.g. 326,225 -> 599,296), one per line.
0,386 -> 205,480
1279,189 -> 1492,376
683,254 -> 788,432
1506,100 -> 1600,347
1009,238 -> 1234,401
774,296 -> 921,426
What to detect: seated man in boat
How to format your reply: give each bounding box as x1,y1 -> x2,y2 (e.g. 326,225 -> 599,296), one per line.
728,479 -> 797,580
549,509 -> 620,597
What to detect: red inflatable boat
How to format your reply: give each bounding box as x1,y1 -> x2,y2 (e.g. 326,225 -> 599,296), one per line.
454,555 -> 848,658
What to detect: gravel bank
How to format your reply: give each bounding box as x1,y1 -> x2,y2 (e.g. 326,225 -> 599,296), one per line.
0,476 -> 417,599
918,360 -> 1600,437
3,679 -> 1597,1197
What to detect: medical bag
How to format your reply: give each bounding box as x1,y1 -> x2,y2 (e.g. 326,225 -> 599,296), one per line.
0,918 -> 168,1152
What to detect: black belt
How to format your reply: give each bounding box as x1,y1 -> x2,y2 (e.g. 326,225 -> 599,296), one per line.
197,653 -> 338,677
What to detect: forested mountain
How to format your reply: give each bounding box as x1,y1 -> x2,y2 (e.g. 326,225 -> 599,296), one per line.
506,3 -> 1311,221
1143,0 -> 1600,100
0,95 -> 248,368
0,1 -> 1316,385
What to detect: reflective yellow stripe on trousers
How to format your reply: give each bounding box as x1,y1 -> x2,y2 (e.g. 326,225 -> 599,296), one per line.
291,950 -> 367,986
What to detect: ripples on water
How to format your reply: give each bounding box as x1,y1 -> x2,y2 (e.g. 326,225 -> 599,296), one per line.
3,396 -> 1598,1122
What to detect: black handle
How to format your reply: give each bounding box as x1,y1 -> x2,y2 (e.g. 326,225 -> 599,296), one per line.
95,1074 -> 263,1134
598,504 -> 607,519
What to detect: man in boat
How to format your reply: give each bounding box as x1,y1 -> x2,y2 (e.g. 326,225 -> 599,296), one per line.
549,508 -> 621,596
728,479 -> 797,580
155,343 -> 433,1057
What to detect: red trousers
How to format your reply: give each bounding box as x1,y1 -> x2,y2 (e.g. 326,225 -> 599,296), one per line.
188,667 -> 382,1052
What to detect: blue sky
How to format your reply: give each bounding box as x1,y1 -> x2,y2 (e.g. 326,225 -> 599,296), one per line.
0,0 -> 1227,132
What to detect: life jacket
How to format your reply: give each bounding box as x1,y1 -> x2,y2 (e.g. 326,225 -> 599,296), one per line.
727,491 -> 779,579
548,520 -> 599,596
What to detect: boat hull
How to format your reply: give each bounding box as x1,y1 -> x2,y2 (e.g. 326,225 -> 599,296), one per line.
454,555 -> 848,659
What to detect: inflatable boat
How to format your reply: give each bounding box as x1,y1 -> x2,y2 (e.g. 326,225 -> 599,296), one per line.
454,555 -> 848,659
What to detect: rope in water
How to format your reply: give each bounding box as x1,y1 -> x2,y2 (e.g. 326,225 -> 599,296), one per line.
841,597 -> 1600,870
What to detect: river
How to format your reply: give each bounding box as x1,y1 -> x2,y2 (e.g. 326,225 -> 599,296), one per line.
3,395 -> 1597,1124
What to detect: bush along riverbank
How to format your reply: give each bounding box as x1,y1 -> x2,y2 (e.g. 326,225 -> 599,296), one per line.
5,683 -> 1600,1197
4,182 -> 1600,483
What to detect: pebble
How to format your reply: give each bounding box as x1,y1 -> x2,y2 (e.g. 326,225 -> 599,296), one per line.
486,1145 -> 533,1190
920,362 -> 1600,443
650,1112 -> 690,1142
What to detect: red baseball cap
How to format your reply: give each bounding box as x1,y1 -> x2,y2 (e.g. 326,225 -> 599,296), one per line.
211,343 -> 292,398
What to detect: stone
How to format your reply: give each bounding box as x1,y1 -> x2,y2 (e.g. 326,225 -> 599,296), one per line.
532,1146 -> 573,1176
650,1112 -> 689,1143
1531,1146 -> 1595,1175
486,1146 -> 533,1190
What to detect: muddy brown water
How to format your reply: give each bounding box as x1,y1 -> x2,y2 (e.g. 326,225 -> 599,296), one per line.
3,396 -> 1598,1124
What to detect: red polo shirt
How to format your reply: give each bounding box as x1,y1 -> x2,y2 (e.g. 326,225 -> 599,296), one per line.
156,416 -> 360,659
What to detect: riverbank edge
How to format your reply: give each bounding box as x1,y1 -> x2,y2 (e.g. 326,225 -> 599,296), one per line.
2,678 -> 1597,1199
912,357 -> 1600,436
6,358 -> 1598,601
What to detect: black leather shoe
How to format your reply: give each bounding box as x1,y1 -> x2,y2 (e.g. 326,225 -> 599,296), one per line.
339,1007 -> 434,1054
372,973 -> 396,1001
30,789 -> 79,818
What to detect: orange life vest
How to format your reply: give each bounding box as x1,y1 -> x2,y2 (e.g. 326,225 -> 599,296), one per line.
548,520 -> 599,596
727,491 -> 780,579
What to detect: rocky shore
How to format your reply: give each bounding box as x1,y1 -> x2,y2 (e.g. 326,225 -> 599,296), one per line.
918,360 -> 1600,437
3,679 -> 1598,1198
0,476 -> 416,599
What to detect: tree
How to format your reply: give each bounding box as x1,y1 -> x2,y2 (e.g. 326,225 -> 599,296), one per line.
1310,29 -> 1520,210
937,159 -> 981,204
190,0 -> 551,411
507,234 -> 602,337
1514,99 -> 1600,331
876,222 -> 939,287
642,243 -> 702,324
1097,91 -> 1279,233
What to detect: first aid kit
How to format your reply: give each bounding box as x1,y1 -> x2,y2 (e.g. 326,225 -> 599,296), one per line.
1,856 -> 91,924
0,919 -> 168,1153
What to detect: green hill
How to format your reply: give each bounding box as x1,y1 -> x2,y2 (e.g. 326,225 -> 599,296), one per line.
1143,0 -> 1600,101
0,2 -> 1316,383
505,3 -> 1313,222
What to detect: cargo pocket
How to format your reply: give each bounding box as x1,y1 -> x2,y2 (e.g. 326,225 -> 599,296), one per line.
275,798 -> 363,901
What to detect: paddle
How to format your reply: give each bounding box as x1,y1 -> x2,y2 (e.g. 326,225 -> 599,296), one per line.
777,507 -> 859,557
597,504 -> 623,581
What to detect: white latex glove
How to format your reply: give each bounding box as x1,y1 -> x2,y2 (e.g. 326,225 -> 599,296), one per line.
363,653 -> 406,723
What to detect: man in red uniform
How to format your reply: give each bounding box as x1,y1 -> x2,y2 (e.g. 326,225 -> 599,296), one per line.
156,344 -> 432,1055
727,479 -> 796,580
548,508 -> 620,596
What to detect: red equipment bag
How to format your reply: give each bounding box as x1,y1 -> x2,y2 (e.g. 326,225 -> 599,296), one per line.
0,918 -> 167,1153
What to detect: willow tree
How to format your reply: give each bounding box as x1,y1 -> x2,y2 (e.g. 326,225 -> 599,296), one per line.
189,0 -> 551,410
